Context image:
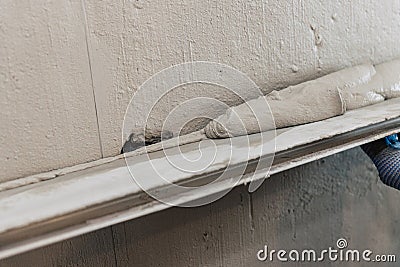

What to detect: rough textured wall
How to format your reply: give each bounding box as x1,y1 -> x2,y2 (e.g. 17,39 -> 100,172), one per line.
2,0 -> 400,182
84,0 -> 400,157
2,148 -> 400,266
0,0 -> 102,182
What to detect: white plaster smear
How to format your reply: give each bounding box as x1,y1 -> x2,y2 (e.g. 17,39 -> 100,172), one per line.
129,60 -> 400,151
205,59 -> 400,138
0,98 -> 399,234
343,59 -> 400,109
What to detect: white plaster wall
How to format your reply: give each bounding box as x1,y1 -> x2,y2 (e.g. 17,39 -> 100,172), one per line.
2,0 -> 400,180
0,0 -> 102,182
84,0 -> 400,157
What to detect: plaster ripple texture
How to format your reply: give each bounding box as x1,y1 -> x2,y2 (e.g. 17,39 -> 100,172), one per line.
205,60 -> 400,138
344,59 -> 400,109
3,0 -> 400,181
205,64 -> 374,138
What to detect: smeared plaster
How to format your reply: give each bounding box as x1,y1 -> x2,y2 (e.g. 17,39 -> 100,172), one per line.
84,0 -> 400,157
204,61 -> 400,139
343,59 -> 400,109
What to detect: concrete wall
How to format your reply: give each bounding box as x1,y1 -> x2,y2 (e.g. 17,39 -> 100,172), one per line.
2,1 -> 400,266
0,0 -> 102,182
2,148 -> 400,266
2,0 -> 400,181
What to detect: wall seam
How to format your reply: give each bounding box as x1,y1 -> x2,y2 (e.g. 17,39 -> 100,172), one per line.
80,0 -> 104,158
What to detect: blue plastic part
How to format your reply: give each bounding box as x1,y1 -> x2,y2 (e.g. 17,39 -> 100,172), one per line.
385,134 -> 400,150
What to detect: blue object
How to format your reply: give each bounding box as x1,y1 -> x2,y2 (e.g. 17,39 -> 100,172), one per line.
362,134 -> 400,190
385,134 -> 400,150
